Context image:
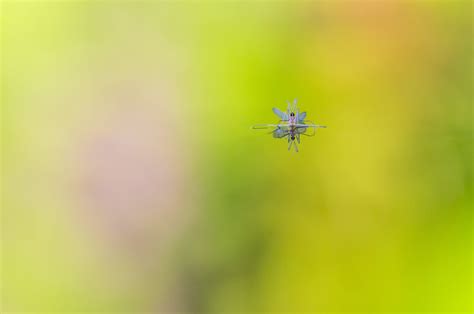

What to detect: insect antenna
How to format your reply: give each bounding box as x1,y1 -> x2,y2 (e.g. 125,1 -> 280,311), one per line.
293,99 -> 298,113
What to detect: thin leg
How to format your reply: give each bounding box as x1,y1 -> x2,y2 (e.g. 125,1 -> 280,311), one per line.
294,141 -> 299,152
252,124 -> 278,129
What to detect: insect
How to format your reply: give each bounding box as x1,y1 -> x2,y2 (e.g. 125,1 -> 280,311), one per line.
252,99 -> 327,152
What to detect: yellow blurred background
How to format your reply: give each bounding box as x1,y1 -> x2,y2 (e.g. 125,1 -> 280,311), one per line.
1,1 -> 472,312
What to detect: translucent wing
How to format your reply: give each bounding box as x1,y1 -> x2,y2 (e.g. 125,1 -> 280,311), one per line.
272,107 -> 288,120
298,112 -> 307,122
273,128 -> 289,138
296,126 -> 308,134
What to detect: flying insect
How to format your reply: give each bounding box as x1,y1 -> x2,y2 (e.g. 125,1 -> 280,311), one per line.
252,99 -> 326,152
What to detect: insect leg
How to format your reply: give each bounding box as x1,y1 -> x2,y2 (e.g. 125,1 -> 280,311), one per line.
302,120 -> 317,136
252,124 -> 278,129
302,127 -> 316,136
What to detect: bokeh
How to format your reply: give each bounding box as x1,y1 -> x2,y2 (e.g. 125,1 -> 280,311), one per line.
1,1 -> 472,312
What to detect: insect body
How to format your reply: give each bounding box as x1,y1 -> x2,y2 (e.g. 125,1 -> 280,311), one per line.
253,99 -> 326,152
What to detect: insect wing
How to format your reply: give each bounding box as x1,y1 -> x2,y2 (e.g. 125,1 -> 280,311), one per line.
273,128 -> 289,138
272,107 -> 288,121
296,126 -> 307,134
298,112 -> 307,122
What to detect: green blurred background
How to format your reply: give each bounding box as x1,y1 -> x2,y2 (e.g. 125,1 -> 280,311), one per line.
1,1 -> 472,312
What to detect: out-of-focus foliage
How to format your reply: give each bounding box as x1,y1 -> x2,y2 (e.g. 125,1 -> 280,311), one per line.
1,1 -> 472,312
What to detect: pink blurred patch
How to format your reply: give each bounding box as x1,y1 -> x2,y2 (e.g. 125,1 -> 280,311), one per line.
75,97 -> 191,261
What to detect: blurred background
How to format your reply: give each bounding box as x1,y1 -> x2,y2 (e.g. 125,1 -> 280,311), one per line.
1,1 -> 472,312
